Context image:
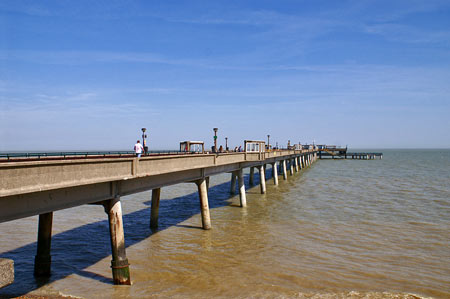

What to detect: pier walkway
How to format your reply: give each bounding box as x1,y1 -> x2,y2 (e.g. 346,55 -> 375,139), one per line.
0,146 -> 318,285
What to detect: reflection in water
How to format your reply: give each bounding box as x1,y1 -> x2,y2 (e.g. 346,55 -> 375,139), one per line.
1,150 -> 449,298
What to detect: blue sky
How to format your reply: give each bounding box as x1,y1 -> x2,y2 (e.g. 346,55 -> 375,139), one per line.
1,0 -> 449,151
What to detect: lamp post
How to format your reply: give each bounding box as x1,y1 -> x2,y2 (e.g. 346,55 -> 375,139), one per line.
267,135 -> 270,150
141,128 -> 148,154
288,140 -> 291,149
213,128 -> 218,153
225,137 -> 228,151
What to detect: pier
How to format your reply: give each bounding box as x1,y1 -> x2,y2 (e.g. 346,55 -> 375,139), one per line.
0,142 -> 321,285
317,145 -> 383,160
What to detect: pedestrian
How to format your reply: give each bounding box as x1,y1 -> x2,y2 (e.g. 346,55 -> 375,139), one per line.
134,140 -> 144,157
238,145 -> 242,152
219,145 -> 223,153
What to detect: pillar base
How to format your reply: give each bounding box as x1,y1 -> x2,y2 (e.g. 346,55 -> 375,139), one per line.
34,255 -> 51,277
111,259 -> 131,285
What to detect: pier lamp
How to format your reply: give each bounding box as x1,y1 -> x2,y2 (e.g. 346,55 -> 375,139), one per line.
225,137 -> 228,151
213,128 -> 218,152
267,135 -> 270,150
141,128 -> 148,154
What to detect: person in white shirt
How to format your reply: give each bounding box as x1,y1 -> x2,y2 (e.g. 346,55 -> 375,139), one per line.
134,140 -> 144,157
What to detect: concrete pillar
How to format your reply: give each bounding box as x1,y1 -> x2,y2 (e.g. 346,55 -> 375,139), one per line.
103,198 -> 131,285
0,258 -> 14,289
34,212 -> 53,277
150,188 -> 161,229
206,176 -> 210,189
289,159 -> 294,175
259,165 -> 266,194
196,178 -> 211,230
272,162 -> 278,185
249,167 -> 255,185
282,160 -> 287,180
294,157 -> 299,172
302,156 -> 306,167
237,169 -> 247,207
230,172 -> 237,194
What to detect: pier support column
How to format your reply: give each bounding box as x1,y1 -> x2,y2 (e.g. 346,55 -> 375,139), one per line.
103,198 -> 131,285
249,167 -> 255,185
206,177 -> 210,189
259,165 -> 266,194
289,159 -> 294,175
272,162 -> 278,185
237,169 -> 247,207
150,188 -> 161,229
282,160 -> 287,180
299,156 -> 303,169
230,172 -> 237,194
34,212 -> 53,277
302,156 -> 306,168
294,157 -> 299,172
196,179 -> 212,230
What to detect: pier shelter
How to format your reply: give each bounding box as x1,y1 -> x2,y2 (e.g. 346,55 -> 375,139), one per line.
179,141 -> 204,153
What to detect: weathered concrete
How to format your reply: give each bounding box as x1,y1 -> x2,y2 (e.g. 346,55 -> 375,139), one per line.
289,159 -> 294,175
294,157 -> 299,172
103,198 -> 131,285
272,162 -> 278,185
259,165 -> 266,194
282,160 -> 288,180
0,258 -> 14,289
230,172 -> 237,194
196,178 -> 211,230
249,167 -> 255,185
150,188 -> 161,229
237,169 -> 247,207
34,212 -> 53,277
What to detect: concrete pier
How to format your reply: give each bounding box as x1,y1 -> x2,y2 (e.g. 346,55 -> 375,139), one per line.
237,169 -> 247,207
196,178 -> 211,230
249,167 -> 255,185
230,172 -> 237,194
34,212 -> 53,277
1,147 -> 322,284
259,165 -> 266,194
103,198 -> 131,285
150,188 -> 161,229
272,162 -> 278,185
294,157 -> 299,172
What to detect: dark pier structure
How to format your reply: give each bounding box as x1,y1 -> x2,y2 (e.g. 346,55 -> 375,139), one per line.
317,145 -> 383,160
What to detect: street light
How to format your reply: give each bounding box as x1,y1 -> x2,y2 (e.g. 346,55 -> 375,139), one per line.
141,128 -> 148,154
267,134 -> 270,150
225,137 -> 228,151
213,128 -> 218,152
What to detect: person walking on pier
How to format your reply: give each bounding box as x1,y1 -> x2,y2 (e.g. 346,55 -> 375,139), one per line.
134,140 -> 144,157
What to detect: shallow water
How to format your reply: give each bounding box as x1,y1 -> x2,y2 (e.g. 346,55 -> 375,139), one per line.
1,149 -> 449,298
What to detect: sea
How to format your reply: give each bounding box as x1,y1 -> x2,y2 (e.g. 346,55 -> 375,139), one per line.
0,149 -> 449,298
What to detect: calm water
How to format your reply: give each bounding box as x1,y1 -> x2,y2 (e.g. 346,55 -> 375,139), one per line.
1,149 -> 449,298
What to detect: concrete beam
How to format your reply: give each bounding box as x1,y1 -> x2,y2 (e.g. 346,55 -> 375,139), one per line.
0,258 -> 14,289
